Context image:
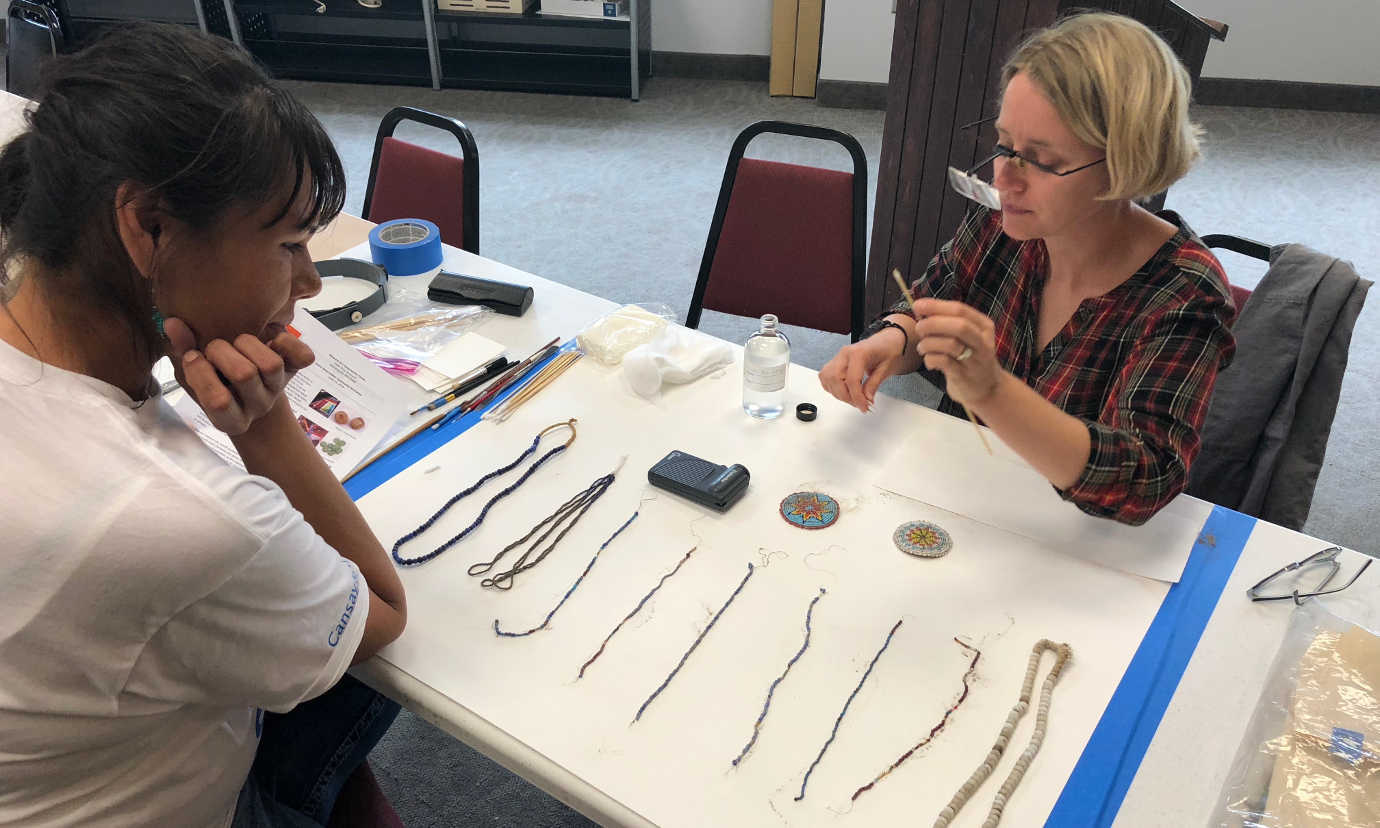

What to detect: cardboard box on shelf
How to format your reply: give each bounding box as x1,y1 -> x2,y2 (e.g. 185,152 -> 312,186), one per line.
540,0 -> 628,18
439,0 -> 537,13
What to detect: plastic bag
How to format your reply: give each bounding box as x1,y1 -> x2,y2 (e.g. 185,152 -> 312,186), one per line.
1211,599 -> 1380,827
338,280 -> 491,380
575,303 -> 677,366
338,305 -> 491,364
317,270 -> 491,374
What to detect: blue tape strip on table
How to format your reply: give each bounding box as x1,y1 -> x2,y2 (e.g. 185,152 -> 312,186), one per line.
345,342 -> 577,501
1045,504 -> 1257,827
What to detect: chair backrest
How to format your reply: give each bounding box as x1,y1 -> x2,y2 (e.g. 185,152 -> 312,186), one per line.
6,2 -> 64,100
362,106 -> 479,255
1203,232 -> 1269,315
687,121 -> 868,341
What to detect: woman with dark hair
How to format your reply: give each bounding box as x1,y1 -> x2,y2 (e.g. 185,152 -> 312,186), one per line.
0,24 -> 406,827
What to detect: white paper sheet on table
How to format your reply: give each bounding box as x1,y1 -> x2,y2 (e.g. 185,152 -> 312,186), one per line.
420,331 -> 505,386
875,421 -> 1211,583
354,360 -> 1179,827
171,307 -> 408,480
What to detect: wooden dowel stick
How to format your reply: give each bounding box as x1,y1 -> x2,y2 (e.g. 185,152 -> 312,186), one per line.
487,351 -> 582,422
891,268 -> 993,456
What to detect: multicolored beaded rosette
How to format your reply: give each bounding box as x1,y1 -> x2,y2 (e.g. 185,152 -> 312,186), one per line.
893,520 -> 953,558
779,492 -> 840,530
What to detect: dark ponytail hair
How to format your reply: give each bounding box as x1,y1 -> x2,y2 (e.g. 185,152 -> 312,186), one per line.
0,23 -> 346,352
0,133 -> 32,234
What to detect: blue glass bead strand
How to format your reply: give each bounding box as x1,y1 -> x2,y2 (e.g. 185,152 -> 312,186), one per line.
390,420 -> 577,567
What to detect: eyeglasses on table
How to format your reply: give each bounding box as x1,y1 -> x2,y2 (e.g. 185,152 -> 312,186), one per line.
1246,546 -> 1373,605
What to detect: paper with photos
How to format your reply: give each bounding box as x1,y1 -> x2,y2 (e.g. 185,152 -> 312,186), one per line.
171,307 -> 408,479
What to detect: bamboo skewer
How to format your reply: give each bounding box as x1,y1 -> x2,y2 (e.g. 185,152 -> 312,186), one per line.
485,352 -> 580,423
338,310 -> 465,343
341,404 -> 452,484
488,356 -> 568,417
890,268 -> 993,456
484,350 -> 583,423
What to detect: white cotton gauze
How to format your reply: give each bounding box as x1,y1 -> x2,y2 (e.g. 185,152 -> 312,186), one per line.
623,326 -> 734,399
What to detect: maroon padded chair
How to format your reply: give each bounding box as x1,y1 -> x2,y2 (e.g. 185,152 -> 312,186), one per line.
326,762 -> 403,828
1228,282 -> 1254,312
687,121 -> 868,341
362,106 -> 480,255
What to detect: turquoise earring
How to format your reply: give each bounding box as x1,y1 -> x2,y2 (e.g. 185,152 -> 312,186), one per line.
152,306 -> 167,338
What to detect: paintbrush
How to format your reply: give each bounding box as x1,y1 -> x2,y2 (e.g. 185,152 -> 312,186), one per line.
342,404 -> 452,484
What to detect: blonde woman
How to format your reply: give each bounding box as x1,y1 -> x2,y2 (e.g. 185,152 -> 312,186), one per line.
819,12 -> 1235,525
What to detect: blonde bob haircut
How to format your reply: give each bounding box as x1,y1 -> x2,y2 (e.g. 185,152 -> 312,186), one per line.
1001,12 -> 1201,202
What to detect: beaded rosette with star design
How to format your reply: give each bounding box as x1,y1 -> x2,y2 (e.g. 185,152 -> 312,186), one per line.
892,519 -> 953,558
779,492 -> 840,529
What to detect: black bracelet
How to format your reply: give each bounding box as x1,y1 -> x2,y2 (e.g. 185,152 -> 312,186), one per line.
871,320 -> 909,359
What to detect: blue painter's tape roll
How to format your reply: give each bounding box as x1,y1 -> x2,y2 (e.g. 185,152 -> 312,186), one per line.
368,218 -> 443,277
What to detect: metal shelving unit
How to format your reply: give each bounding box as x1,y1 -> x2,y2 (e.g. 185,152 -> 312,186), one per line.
54,1 -> 233,42
219,0 -> 649,100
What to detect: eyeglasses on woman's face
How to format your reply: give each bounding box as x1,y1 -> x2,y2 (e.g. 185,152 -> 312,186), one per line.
969,143 -> 1106,178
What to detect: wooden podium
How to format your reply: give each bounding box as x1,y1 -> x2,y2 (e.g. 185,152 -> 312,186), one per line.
866,0 -> 1226,319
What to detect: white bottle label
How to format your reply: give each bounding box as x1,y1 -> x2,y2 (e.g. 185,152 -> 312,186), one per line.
744,362 -> 787,392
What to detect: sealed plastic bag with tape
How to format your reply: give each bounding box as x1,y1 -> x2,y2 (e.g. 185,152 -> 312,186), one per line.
330,274 -> 492,378
575,303 -> 676,366
1211,599 -> 1380,827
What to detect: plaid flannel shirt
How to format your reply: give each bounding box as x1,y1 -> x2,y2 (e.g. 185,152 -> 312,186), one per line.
880,206 -> 1236,525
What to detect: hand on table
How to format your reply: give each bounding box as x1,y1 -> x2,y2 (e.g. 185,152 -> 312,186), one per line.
911,298 -> 1004,406
163,317 -> 315,436
818,324 -> 909,413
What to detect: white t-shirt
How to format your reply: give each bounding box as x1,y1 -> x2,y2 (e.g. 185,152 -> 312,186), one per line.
0,339 -> 368,828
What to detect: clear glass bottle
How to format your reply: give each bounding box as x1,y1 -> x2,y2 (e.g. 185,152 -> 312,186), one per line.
742,314 -> 790,419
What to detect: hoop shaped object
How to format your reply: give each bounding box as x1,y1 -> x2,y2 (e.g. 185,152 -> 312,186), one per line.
780,492 -> 840,529
893,520 -> 953,558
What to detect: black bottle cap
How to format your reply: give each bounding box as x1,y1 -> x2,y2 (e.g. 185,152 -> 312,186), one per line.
796,403 -> 818,422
